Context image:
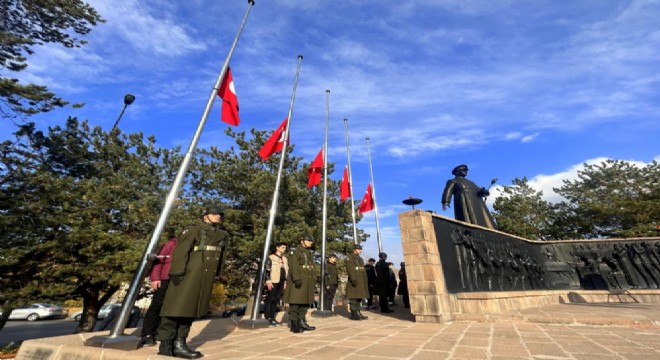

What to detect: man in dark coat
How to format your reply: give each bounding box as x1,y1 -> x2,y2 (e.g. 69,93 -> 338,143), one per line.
441,164 -> 498,229
398,262 -> 410,308
345,244 -> 369,320
323,254 -> 338,311
157,205 -> 228,359
284,234 -> 316,333
375,252 -> 394,313
365,258 -> 377,309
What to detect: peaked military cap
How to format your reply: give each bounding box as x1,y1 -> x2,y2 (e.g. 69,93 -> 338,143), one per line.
300,234 -> 314,242
353,244 -> 363,250
451,164 -> 468,175
203,205 -> 225,216
379,252 -> 388,258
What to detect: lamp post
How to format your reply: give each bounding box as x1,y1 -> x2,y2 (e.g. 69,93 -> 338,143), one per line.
112,94 -> 136,130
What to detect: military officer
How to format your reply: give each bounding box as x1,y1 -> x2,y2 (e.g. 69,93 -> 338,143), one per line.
284,234 -> 317,333
345,244 -> 369,320
323,254 -> 339,311
157,205 -> 228,359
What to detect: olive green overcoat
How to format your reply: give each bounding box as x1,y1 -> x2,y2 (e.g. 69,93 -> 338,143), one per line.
283,246 -> 315,304
325,262 -> 338,286
161,222 -> 228,318
345,253 -> 368,299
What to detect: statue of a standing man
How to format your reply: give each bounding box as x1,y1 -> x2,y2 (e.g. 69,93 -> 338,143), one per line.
442,164 -> 498,230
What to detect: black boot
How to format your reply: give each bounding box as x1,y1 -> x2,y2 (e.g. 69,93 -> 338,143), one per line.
290,320 -> 304,333
173,337 -> 202,359
299,318 -> 316,330
357,310 -> 369,320
140,334 -> 157,347
158,340 -> 174,357
349,310 -> 361,321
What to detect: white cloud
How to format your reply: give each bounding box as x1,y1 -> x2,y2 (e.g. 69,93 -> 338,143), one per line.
493,156 -> 659,204
521,132 -> 540,143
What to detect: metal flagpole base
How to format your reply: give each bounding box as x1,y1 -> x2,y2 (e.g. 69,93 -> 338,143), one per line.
84,335 -> 140,350
238,318 -> 269,329
310,309 -> 334,318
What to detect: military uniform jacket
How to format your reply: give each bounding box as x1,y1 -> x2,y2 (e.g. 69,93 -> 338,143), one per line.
325,263 -> 338,286
284,246 -> 315,304
161,222 -> 228,318
345,253 -> 368,299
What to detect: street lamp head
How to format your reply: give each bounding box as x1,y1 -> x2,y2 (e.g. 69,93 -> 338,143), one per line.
123,94 -> 136,106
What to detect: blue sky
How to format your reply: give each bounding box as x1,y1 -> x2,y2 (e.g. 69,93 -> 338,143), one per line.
4,0 -> 659,265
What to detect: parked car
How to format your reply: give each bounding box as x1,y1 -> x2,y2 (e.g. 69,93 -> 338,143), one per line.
70,304 -> 122,321
222,305 -> 247,318
8,303 -> 67,321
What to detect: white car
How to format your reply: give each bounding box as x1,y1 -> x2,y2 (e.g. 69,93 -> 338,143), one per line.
8,303 -> 67,321
70,303 -> 121,321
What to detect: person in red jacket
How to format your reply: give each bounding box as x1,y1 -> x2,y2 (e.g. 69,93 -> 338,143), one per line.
139,234 -> 178,347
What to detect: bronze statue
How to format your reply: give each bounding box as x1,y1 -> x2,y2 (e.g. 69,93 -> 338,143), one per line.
442,164 -> 498,229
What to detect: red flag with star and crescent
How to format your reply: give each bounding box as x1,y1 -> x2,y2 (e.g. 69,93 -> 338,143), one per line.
258,118 -> 289,161
217,67 -> 240,126
358,183 -> 374,213
340,166 -> 350,201
307,148 -> 324,188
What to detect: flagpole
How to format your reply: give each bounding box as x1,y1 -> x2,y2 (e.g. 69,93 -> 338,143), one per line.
366,137 -> 383,254
313,90 -> 333,317
87,0 -> 256,349
242,55 -> 303,327
343,118 -> 359,245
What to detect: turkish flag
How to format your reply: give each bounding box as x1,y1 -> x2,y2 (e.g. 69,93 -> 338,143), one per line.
358,183 -> 374,213
258,118 -> 288,161
307,148 -> 324,188
340,166 -> 350,201
217,67 -> 240,126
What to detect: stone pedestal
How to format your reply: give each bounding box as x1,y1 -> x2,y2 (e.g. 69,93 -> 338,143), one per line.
399,210 -> 453,323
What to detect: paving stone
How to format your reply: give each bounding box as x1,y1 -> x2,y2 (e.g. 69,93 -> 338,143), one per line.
355,344 -> 418,358
458,337 -> 490,347
450,345 -> 488,359
408,350 -> 450,360
490,344 -> 529,358
14,302 -> 660,360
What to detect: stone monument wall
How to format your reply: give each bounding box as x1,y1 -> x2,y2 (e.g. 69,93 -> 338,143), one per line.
399,210 -> 660,323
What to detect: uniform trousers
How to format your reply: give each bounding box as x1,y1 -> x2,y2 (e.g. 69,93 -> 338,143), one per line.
157,316 -> 193,341
287,304 -> 309,321
323,284 -> 337,311
348,298 -> 362,311
141,279 -> 169,338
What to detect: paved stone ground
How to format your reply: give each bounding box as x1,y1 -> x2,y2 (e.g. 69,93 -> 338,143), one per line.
15,302 -> 660,360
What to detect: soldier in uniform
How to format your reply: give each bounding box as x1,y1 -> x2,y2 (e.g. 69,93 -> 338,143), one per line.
323,254 -> 339,311
284,234 -> 317,333
157,205 -> 228,359
345,244 -> 369,320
